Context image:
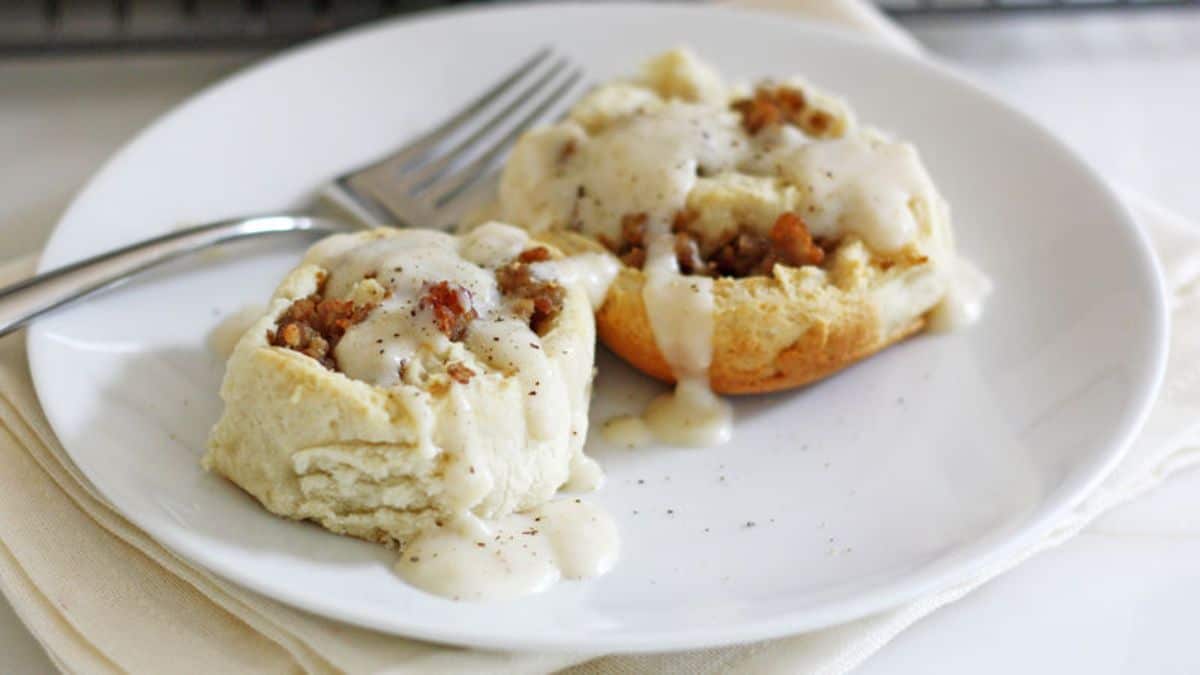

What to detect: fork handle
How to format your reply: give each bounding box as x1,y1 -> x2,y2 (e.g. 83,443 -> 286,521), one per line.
0,215 -> 336,338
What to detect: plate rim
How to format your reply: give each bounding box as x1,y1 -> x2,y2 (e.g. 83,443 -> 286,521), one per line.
28,1 -> 1170,652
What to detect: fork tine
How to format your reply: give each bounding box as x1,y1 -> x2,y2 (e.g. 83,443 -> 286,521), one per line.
428,68 -> 584,208
395,57 -> 570,195
362,47 -> 553,173
426,176 -> 502,232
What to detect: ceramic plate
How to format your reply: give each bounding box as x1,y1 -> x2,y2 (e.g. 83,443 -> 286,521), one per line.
28,3 -> 1167,652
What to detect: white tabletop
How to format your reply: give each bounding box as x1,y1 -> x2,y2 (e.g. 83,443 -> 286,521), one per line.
1,11 -> 1199,673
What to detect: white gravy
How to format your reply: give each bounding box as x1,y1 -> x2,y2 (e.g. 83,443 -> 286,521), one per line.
928,256 -> 993,332
767,134 -> 937,253
642,377 -> 733,446
395,499 -> 619,602
531,252 -> 619,310
563,454 -> 606,492
631,232 -> 734,447
642,235 -> 715,375
307,224 -> 572,446
600,415 -> 653,448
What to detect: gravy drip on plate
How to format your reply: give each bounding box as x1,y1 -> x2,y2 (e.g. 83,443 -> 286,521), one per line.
396,499 -> 619,602
635,232 -> 733,446
599,415 -> 654,448
928,256 -> 992,332
551,101 -> 742,447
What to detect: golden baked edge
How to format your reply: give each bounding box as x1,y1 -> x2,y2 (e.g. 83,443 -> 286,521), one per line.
598,267 -> 925,394
539,229 -> 934,395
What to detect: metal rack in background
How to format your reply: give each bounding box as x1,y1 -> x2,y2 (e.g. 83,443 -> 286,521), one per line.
0,1 -> 436,54
2,0 -> 1198,55
880,0 -> 1200,17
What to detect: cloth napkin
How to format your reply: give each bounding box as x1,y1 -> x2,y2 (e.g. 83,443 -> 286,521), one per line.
3,3 -> 1200,674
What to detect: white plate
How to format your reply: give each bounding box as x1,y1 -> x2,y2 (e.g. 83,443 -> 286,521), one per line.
28,3 -> 1167,652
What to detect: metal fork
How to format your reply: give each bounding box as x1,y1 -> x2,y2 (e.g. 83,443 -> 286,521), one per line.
0,48 -> 582,337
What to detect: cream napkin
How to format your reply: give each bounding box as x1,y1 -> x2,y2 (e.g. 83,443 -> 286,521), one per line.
3,4 -> 1200,674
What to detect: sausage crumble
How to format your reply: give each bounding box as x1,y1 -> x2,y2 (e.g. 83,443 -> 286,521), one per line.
604,211 -> 826,278
268,282 -> 375,370
517,246 -> 553,264
768,212 -> 826,268
557,139 -> 578,165
446,362 -> 475,384
496,249 -> 566,337
419,281 -> 478,342
598,212 -> 649,269
732,85 -> 836,138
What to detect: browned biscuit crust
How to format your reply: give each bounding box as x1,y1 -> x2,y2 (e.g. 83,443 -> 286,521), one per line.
539,230 -> 930,395
597,267 -> 924,394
